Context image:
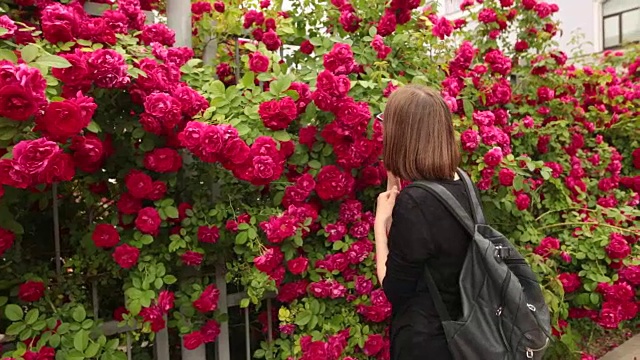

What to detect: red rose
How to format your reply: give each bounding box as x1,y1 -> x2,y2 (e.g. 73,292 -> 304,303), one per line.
183,331 -> 204,350
144,148 -> 183,173
171,85 -> 209,117
201,320 -> 221,343
40,3 -> 77,43
483,147 -> 503,167
262,29 -> 281,51
140,23 -> 175,46
113,306 -> 128,321
70,133 -> 108,173
112,244 -> 140,269
362,334 -> 384,356
300,40 -> 314,55
558,273 -> 581,293
18,280 -> 45,302
124,169 -> 153,199
197,225 -> 220,244
258,97 -> 297,130
515,192 -> 530,210
0,85 -> 39,121
92,224 -> 120,248
315,165 -> 355,201
193,284 -> 220,313
117,193 -> 142,215
213,1 -> 225,12
287,257 -> 309,275
87,49 -> 130,89
143,92 -> 182,132
249,52 -> 270,73
52,50 -> 89,86
147,181 -> 167,201
135,207 -> 162,235
0,227 -> 15,256
157,290 -> 175,313
605,234 -> 631,259
0,15 -> 17,39
498,168 -> 515,187
7,139 -> 74,187
181,250 -> 203,266
377,9 -> 396,37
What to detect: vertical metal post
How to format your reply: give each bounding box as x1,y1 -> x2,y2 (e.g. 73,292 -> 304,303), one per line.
215,261 -> 230,360
92,280 -> 99,319
244,307 -> 251,360
126,332 -> 132,360
52,183 -> 61,277
266,299 -> 273,342
166,0 -> 193,48
203,21 -> 218,65
154,316 -> 170,360
234,39 -> 241,80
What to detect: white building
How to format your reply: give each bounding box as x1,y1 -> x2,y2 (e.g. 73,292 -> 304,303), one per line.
437,0 -> 640,55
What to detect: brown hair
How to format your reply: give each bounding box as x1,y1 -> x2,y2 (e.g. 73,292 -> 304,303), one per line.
382,84 -> 460,181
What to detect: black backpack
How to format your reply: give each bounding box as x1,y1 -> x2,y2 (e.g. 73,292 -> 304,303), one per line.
408,169 -> 552,360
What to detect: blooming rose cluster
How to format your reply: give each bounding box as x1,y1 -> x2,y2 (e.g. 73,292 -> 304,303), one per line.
370,35 -> 391,60
376,0 -> 421,37
259,203 -> 318,244
595,282 -> 638,329
243,9 -> 282,51
0,139 -> 74,189
139,290 -> 175,331
0,60 -> 47,121
330,0 -> 361,33
299,329 -> 351,360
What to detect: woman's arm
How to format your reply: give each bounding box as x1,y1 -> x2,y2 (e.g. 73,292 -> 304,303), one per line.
374,222 -> 389,284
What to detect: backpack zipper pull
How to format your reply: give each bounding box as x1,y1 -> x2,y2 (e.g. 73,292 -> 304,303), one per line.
526,348 -> 534,358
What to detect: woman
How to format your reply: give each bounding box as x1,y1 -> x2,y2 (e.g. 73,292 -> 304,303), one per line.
375,85 -> 475,360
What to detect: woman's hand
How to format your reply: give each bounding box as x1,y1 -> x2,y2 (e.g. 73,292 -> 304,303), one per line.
386,171 -> 402,191
375,186 -> 399,235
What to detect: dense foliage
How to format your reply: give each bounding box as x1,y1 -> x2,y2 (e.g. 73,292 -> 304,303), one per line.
0,0 -> 638,359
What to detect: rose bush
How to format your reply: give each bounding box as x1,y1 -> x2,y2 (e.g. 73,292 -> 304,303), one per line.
0,0 -> 638,359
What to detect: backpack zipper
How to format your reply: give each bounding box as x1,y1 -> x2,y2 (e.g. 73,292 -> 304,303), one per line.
497,271 -> 513,353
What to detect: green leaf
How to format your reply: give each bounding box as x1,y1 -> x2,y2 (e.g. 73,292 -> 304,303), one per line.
0,296 -> 7,307
273,131 -> 291,142
164,206 -> 179,219
36,54 -> 72,68
163,275 -> 177,284
209,80 -> 227,99
105,339 -> 119,351
49,333 -> 61,348
294,310 -> 313,326
66,349 -> 86,360
241,71 -> 255,88
0,127 -> 17,141
86,121 -> 101,133
308,160 -> 321,169
0,49 -> 17,63
74,329 -> 89,351
240,298 -> 250,308
237,124 -> 250,136
25,308 -> 39,325
369,26 -> 377,37
6,322 -> 26,335
154,278 -> 163,289
463,99 -> 474,120
140,234 -> 154,245
5,304 -> 24,321
85,342 -> 100,357
21,44 -> 39,63
72,306 -> 87,323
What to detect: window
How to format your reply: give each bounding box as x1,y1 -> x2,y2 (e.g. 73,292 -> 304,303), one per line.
603,0 -> 640,49
444,0 -> 465,15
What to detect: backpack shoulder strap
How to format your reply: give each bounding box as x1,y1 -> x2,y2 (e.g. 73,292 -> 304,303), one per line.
456,168 -> 485,225
406,181 -> 473,323
408,181 -> 475,236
